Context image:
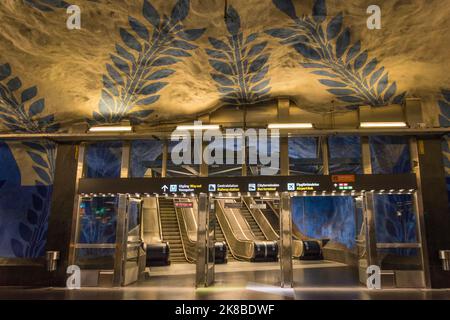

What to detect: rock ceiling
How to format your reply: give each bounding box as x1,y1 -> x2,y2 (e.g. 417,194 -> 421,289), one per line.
0,0 -> 449,133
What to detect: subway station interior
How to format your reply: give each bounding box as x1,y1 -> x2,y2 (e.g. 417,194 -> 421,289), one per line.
0,0 -> 450,301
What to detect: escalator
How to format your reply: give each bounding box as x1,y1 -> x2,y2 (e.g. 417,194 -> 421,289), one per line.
216,199 -> 278,262
261,200 -> 323,260
239,204 -> 266,240
215,222 -> 235,262
174,198 -> 227,264
159,198 -> 187,264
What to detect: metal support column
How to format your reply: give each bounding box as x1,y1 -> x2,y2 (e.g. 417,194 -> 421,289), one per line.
409,137 -> 431,288
363,192 -> 378,267
68,143 -> 86,266
196,193 -> 209,287
121,141 -> 131,178
280,192 -> 293,288
162,140 -> 168,178
280,136 -> 289,176
321,137 -> 330,175
113,194 -> 127,287
200,142 -> 208,177
361,136 -> 372,174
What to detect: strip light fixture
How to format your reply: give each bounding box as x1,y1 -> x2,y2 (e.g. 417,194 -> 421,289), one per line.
88,125 -> 133,133
360,122 -> 407,128
176,124 -> 221,130
268,123 -> 314,129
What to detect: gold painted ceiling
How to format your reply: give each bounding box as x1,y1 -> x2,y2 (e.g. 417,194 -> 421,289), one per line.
0,0 -> 449,133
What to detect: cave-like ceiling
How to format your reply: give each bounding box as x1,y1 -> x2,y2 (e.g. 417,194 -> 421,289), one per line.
0,0 -> 449,134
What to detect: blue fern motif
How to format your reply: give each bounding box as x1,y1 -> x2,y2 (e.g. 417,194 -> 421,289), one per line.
205,6 -> 271,106
89,0 -> 205,125
0,64 -> 60,134
266,0 -> 406,108
24,0 -> 70,12
0,61 -> 58,257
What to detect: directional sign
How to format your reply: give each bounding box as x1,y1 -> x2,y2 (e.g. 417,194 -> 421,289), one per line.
224,202 -> 243,209
250,203 -> 267,209
174,202 -> 193,208
79,174 -> 418,195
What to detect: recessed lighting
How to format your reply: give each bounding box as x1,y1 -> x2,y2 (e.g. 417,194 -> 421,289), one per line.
268,123 -> 314,129
360,122 -> 407,128
88,125 -> 133,133
176,124 -> 220,130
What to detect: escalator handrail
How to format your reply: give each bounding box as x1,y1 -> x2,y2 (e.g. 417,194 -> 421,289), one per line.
242,197 -> 278,241
216,199 -> 254,260
174,199 -> 197,262
266,200 -> 306,241
169,198 -> 194,263
156,197 -> 163,242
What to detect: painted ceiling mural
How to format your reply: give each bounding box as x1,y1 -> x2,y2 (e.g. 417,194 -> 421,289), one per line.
0,0 -> 448,130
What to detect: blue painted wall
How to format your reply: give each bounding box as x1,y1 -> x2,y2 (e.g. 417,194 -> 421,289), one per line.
0,141 -> 55,258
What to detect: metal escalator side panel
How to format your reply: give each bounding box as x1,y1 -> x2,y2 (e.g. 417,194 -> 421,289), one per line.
242,196 -> 278,241
218,199 -> 254,241
159,198 -> 187,264
172,198 -> 196,263
215,199 -> 254,261
292,239 -> 304,258
176,198 -> 198,243
142,197 -> 162,244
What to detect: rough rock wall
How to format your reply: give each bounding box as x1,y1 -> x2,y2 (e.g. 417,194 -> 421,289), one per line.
0,0 -> 449,132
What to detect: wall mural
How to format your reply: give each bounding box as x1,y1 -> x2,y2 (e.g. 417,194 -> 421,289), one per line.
438,89 -> 450,209
0,62 -> 57,258
2,0 -> 445,126
89,0 -> 205,125
24,0 -> 70,12
266,0 -> 406,109
205,6 -> 271,106
292,196 -> 356,249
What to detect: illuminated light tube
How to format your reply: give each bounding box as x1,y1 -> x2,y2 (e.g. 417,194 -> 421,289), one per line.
176,124 -> 220,130
268,123 -> 313,129
89,125 -> 133,133
360,122 -> 407,128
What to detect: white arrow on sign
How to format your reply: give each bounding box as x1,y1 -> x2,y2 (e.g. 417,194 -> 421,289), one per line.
161,185 -> 169,192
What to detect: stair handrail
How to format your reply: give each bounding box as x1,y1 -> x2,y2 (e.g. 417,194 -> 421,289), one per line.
174,198 -> 196,262
156,196 -> 163,242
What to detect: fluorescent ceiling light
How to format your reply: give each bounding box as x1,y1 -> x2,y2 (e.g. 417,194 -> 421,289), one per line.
360,122 -> 407,128
88,125 -> 133,133
176,124 -> 220,130
268,123 -> 313,129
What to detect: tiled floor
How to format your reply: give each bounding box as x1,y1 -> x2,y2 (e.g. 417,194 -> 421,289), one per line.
0,261 -> 449,300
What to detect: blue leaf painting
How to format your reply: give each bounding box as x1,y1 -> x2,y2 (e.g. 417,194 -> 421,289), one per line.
24,0 -> 70,12
0,62 -> 57,257
0,63 -> 60,134
266,0 -> 406,108
205,6 -> 272,106
89,0 -> 205,125
10,184 -> 54,258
